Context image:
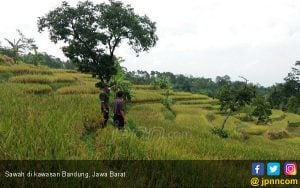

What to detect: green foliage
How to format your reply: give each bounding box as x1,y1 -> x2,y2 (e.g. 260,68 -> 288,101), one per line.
216,75 -> 231,87
217,84 -> 256,112
162,97 -> 173,111
151,76 -> 172,89
0,72 -> 13,82
3,29 -> 37,62
109,59 -> 133,101
287,96 -> 299,113
288,121 -> 300,128
251,96 -> 272,124
23,52 -> 75,69
217,83 -> 256,131
38,0 -> 158,84
210,127 -> 229,138
268,62 -> 300,113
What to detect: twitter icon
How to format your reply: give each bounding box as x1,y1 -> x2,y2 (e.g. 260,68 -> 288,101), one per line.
267,162 -> 280,176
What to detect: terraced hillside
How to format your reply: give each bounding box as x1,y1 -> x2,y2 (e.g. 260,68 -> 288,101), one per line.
0,63 -> 300,159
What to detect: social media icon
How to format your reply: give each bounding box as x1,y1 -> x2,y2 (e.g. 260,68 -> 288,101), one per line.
284,162 -> 297,176
252,162 -> 265,176
267,162 -> 280,176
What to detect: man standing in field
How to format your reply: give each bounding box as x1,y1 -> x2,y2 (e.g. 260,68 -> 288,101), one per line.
99,85 -> 110,127
113,91 -> 126,130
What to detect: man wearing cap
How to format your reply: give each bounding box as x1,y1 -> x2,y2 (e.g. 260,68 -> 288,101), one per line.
99,85 -> 110,127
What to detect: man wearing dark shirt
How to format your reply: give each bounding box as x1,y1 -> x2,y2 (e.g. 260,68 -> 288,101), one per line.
99,85 -> 110,127
113,91 -> 126,130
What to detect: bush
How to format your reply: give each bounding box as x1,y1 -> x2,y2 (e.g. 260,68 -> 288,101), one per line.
230,130 -> 249,141
206,112 -> 216,122
210,127 -> 229,138
125,120 -> 147,138
238,114 -> 253,122
266,130 -> 289,140
288,121 -> 300,128
0,72 -> 14,82
82,113 -> 103,131
162,97 -> 173,110
287,96 -> 299,114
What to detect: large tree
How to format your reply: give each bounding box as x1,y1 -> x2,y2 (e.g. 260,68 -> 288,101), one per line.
38,0 -> 158,84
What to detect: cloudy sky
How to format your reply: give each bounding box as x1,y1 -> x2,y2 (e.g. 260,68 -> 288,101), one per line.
1,0 -> 300,86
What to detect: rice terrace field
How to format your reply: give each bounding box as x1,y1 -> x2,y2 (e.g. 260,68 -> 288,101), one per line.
0,63 -> 300,160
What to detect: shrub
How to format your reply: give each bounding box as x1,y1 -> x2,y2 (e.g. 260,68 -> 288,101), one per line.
0,72 -> 14,82
287,96 -> 299,114
238,114 -> 253,122
231,130 -> 249,141
162,97 -> 173,110
82,113 -> 103,131
206,112 -> 216,122
210,127 -> 229,138
288,121 -> 300,128
266,130 -> 289,140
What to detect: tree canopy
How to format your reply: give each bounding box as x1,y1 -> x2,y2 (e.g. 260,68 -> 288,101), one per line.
38,0 -> 158,84
217,83 -> 256,130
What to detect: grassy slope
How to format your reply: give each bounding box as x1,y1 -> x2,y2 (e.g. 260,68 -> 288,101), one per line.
0,63 -> 300,160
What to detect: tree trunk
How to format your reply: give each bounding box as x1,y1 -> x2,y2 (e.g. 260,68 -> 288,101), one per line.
221,110 -> 232,130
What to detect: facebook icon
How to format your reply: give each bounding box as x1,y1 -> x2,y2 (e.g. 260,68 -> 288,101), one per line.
252,162 -> 265,176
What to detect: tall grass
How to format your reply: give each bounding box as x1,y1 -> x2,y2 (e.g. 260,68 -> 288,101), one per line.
57,85 -> 99,95
131,90 -> 163,103
9,74 -> 76,84
1,64 -> 300,160
0,83 -> 101,159
0,64 -> 53,74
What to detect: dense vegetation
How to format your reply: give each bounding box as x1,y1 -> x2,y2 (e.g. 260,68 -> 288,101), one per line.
0,63 -> 300,160
0,30 -> 75,69
125,65 -> 300,115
